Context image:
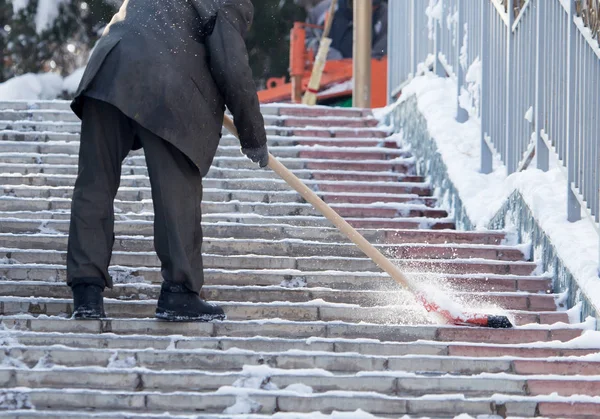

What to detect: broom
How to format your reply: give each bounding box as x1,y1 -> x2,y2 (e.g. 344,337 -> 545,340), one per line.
223,115 -> 512,328
302,0 -> 338,106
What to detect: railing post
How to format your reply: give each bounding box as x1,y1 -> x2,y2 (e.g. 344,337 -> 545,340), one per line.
480,0 -> 493,174
411,0 -> 418,75
566,0 -> 581,222
434,0 -> 446,77
534,0 -> 548,171
505,0 -> 516,174
353,0 -> 372,108
387,0 -> 395,104
456,0 -> 469,123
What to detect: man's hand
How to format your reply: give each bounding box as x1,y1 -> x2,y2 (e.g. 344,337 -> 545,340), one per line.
241,144 -> 269,168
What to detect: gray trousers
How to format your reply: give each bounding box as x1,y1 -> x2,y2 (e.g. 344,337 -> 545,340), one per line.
67,97 -> 205,294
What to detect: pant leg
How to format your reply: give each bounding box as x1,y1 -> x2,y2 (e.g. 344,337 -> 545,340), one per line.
67,97 -> 136,289
135,123 -> 205,294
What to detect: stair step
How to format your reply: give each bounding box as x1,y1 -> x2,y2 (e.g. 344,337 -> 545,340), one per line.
0,152 -> 416,172
0,316 -> 584,344
1,185 -> 438,206
0,293 -> 563,321
0,173 -> 426,192
1,366 -> 534,397
273,127 -> 389,138
0,210 -> 456,229
5,330 -> 594,358
0,386 -> 561,417
0,219 -> 506,244
1,132 -> 395,149
0,140 -> 406,155
0,235 -> 524,260
3,366 -> 598,399
0,164 -> 424,183
0,111 -> 380,128
0,343 -> 582,374
0,248 -> 537,274
0,198 -> 445,219
0,100 -> 373,115
0,267 -> 553,293
0,122 -> 389,138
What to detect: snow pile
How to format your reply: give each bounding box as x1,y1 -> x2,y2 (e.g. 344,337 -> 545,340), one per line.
458,58 -> 482,117
0,325 -> 27,368
557,329 -> 600,348
0,391 -> 32,410
0,257 -> 19,265
33,353 -> 54,369
280,276 -> 307,288
12,0 -> 67,34
62,67 -> 86,93
0,73 -> 63,101
37,221 -> 60,235
221,365 -> 276,414
272,411 -> 381,419
0,52 -> 85,100
231,366 -> 279,391
109,269 -> 149,285
223,396 -> 262,414
107,353 -> 137,369
284,383 -> 314,394
425,0 -> 443,40
0,329 -> 18,348
382,71 -> 600,321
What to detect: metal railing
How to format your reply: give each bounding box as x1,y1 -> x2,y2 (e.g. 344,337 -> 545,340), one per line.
388,0 -> 600,269
388,0 -> 433,98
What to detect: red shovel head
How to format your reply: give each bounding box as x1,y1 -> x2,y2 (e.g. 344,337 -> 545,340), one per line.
417,294 -> 513,328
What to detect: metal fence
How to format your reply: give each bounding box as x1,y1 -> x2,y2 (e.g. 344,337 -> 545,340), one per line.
388,0 -> 600,260
388,0 -> 433,98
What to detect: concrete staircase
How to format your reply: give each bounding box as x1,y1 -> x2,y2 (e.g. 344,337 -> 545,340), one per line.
0,101 -> 597,418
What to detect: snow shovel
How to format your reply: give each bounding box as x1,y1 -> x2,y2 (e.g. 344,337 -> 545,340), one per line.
223,115 -> 512,328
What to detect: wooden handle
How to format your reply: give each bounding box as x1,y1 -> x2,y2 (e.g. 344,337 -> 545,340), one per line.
222,114 -> 415,293
322,0 -> 338,39
302,37 -> 332,106
267,154 -> 415,292
223,114 -> 238,138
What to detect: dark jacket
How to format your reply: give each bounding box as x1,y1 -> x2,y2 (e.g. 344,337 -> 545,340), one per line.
72,0 -> 266,176
329,0 -> 387,59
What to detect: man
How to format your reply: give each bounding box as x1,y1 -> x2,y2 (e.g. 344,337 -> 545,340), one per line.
306,0 -> 388,60
68,0 -> 269,322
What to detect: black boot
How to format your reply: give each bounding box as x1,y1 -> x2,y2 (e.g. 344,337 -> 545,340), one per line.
71,284 -> 105,319
155,282 -> 226,322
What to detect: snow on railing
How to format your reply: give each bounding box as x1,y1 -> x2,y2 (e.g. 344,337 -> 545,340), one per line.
388,0 -> 600,271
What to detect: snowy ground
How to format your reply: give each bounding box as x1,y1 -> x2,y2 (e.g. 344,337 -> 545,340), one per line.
0,71 -> 83,101
377,72 -> 600,329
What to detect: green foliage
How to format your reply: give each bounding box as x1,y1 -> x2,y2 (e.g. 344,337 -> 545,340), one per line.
1,0 -> 303,86
246,0 -> 305,88
0,0 -> 118,83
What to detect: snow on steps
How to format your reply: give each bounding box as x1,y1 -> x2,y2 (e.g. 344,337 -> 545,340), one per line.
0,100 -> 597,418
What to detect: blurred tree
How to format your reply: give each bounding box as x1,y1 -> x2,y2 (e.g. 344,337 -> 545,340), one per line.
246,0 -> 305,88
1,0 -> 117,82
0,1 -> 13,81
1,0 -> 304,87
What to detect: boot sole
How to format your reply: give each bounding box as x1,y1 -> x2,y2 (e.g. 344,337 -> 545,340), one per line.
72,310 -> 106,320
155,309 -> 226,322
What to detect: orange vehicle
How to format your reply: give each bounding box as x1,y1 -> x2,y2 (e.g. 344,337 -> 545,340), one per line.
257,22 -> 388,108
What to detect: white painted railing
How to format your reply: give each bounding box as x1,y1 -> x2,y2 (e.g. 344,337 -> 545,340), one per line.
388,0 -> 600,269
